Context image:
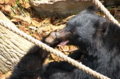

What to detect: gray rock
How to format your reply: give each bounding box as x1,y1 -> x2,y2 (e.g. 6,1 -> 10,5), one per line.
30,0 -> 93,16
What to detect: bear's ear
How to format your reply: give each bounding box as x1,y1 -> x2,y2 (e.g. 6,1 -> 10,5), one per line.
86,5 -> 98,12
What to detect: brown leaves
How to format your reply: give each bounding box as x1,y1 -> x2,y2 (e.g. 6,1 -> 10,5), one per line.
0,0 -> 15,6
21,1 -> 30,9
0,5 -> 12,13
31,19 -> 41,27
0,71 -> 12,79
50,45 -> 78,61
32,32 -> 41,40
11,15 -> 31,25
0,0 -> 16,14
18,0 -> 31,9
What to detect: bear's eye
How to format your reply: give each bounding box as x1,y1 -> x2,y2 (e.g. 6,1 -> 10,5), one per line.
98,29 -> 105,33
71,29 -> 76,35
98,29 -> 106,33
72,31 -> 76,35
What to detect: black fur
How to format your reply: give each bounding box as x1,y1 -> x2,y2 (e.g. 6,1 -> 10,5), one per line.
9,45 -> 49,79
9,6 -> 120,79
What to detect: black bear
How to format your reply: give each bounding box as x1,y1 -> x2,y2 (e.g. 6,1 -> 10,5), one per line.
9,6 -> 120,79
45,6 -> 120,79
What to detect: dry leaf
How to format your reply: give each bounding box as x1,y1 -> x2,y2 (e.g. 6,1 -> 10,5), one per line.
69,45 -> 78,52
11,18 -> 22,23
0,72 -> 5,79
0,0 -> 9,4
21,1 -> 31,9
32,18 -> 41,22
1,5 -> 12,13
32,32 -> 41,40
50,53 -> 63,61
58,46 -> 69,52
0,75 -> 5,79
0,0 -> 15,6
13,16 -> 31,23
9,0 -> 16,6
19,26 -> 27,33
31,20 -> 41,27
5,71 -> 12,78
42,18 -> 51,24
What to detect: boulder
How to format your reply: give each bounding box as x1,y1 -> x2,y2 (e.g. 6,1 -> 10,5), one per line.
30,0 -> 93,16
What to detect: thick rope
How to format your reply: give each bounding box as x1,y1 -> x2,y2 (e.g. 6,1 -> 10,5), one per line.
92,0 -> 120,26
0,20 -> 110,79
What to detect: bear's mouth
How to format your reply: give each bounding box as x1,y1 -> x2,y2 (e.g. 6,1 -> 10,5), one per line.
45,31 -> 70,46
58,40 -> 69,46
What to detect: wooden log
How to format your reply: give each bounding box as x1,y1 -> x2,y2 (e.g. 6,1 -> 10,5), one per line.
0,11 -> 34,74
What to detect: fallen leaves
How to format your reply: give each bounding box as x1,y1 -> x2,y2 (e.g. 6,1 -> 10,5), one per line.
0,4 -> 12,15
32,32 -> 41,40
19,26 -> 27,33
0,71 -> 12,79
50,45 -> 78,61
0,0 -> 15,6
21,1 -> 30,9
0,0 -> 16,15
12,15 -> 31,23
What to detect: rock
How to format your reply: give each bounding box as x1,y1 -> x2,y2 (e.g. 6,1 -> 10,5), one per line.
30,0 -> 93,16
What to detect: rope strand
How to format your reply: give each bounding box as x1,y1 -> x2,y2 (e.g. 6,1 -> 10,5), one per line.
92,0 -> 120,26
